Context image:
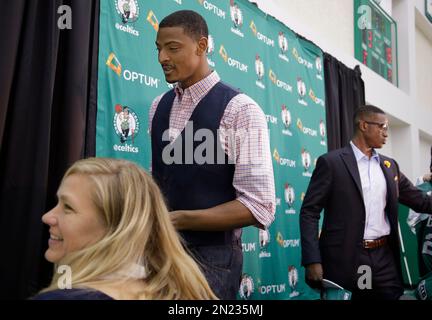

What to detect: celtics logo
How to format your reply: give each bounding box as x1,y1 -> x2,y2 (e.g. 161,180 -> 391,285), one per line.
113,104 -> 139,144
301,148 -> 312,171
278,31 -> 288,53
115,0 -> 139,24
259,228 -> 270,249
284,183 -> 295,207
320,120 -> 326,139
239,274 -> 254,300
288,266 -> 300,298
255,54 -> 265,80
207,34 -> 216,67
316,56 -> 322,74
297,77 -> 306,98
207,34 -> 215,56
281,105 -> 291,129
230,0 -> 243,28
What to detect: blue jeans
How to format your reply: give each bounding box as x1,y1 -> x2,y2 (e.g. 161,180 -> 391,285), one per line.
187,241 -> 243,300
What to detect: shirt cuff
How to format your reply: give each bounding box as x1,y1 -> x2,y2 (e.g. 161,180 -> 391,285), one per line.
236,196 -> 275,229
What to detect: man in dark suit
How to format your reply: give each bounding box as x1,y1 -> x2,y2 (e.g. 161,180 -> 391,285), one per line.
300,105 -> 432,300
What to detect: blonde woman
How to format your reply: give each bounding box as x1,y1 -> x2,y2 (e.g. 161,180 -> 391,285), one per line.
33,157 -> 217,300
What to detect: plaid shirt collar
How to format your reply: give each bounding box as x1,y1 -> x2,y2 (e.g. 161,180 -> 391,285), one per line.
174,71 -> 220,104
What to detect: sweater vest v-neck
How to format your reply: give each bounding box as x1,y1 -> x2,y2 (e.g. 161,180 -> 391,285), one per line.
151,82 -> 240,246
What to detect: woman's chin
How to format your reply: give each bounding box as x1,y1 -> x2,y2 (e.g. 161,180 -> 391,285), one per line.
45,249 -> 61,264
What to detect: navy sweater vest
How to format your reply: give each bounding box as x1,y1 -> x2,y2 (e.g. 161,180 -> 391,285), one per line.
151,81 -> 240,246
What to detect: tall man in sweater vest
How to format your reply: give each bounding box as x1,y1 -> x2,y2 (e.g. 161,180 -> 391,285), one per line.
149,10 -> 275,299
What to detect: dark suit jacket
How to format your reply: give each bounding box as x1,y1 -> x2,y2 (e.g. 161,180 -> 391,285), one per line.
300,145 -> 432,289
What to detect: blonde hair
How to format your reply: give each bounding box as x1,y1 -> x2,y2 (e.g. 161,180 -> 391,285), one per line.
43,157 -> 217,299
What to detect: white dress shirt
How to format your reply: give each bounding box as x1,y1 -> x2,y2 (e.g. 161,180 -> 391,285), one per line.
350,141 -> 390,239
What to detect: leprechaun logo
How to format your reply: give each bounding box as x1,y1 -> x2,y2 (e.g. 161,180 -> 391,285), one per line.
320,119 -> 326,146
297,77 -> 306,97
239,274 -> 254,300
281,105 -> 292,136
116,0 -> 139,24
230,0 -> 243,27
316,56 -> 323,80
278,31 -> 288,53
255,54 -> 265,89
207,34 -> 216,67
281,105 -> 291,129
230,0 -> 244,37
284,183 -> 295,215
301,148 -> 312,177
288,266 -> 300,298
207,34 -> 215,56
259,228 -> 270,248
258,228 -> 271,258
113,104 -> 140,145
255,54 -> 264,80
297,77 -> 308,106
278,31 -> 289,62
114,0 -> 140,36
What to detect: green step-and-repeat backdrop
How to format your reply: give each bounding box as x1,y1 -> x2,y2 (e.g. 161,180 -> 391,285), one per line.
96,0 -> 327,300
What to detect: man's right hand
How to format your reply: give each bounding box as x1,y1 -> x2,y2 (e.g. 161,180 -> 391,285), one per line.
305,263 -> 323,289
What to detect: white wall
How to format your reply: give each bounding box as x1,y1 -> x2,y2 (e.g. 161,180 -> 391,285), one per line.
415,0 -> 426,14
376,0 -> 393,15
271,0 -> 354,56
415,26 -> 432,111
252,0 -> 432,180
419,134 -> 432,174
415,10 -> 432,112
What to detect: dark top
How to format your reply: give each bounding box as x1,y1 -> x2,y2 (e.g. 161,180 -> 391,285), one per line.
32,288 -> 114,300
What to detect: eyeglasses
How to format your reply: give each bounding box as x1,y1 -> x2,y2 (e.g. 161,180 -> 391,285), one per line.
364,121 -> 389,132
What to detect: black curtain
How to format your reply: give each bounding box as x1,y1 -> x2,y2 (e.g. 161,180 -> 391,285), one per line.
0,0 -> 99,299
429,146 -> 432,173
323,53 -> 365,151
